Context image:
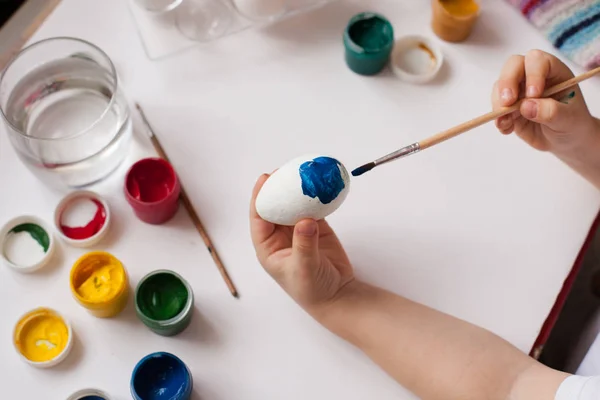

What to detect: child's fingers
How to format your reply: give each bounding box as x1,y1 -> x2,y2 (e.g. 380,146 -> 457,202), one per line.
520,98 -> 577,132
495,110 -> 520,135
524,50 -> 575,96
496,115 -> 514,134
495,55 -> 525,107
524,50 -> 551,97
250,174 -> 275,249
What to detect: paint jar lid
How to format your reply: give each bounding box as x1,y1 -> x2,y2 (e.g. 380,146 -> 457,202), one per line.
390,35 -> 444,84
0,215 -> 56,273
13,307 -> 73,368
54,191 -> 110,248
67,388 -> 111,399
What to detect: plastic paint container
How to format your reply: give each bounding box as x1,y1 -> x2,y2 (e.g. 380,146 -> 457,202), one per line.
70,251 -> 129,318
135,270 -> 194,336
231,0 -> 286,21
55,191 -> 110,247
0,215 -> 55,273
13,307 -> 73,368
67,388 -> 111,400
390,36 -> 443,84
431,0 -> 479,43
131,352 -> 193,400
125,158 -> 181,225
343,12 -> 394,76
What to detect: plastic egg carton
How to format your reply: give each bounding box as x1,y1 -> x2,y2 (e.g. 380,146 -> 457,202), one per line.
127,0 -> 334,60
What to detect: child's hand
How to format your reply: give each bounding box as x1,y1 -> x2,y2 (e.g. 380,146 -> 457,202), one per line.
492,50 -> 598,157
250,174 -> 354,315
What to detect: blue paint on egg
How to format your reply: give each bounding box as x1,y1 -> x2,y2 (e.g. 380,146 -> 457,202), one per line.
131,352 -> 193,400
78,397 -> 105,400
299,157 -> 345,204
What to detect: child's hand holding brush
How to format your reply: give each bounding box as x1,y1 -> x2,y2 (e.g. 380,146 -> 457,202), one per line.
493,50 -> 600,187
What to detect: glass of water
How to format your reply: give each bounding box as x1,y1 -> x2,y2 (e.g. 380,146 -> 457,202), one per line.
0,37 -> 132,189
135,0 -> 183,13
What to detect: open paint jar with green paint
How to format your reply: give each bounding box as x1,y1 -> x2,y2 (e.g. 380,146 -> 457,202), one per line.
343,12 -> 394,76
135,270 -> 193,336
0,215 -> 55,273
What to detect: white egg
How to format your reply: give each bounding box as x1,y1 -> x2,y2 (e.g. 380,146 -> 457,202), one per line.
256,154 -> 351,226
232,0 -> 286,20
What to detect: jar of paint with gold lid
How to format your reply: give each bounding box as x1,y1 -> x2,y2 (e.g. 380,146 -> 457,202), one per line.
70,251 -> 129,318
344,12 -> 394,76
135,270 -> 193,336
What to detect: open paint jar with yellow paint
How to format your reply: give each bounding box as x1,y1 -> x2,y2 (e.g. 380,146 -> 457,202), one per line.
70,251 -> 129,318
13,307 -> 73,368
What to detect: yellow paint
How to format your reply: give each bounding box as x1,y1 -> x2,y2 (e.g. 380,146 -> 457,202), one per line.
440,0 -> 479,17
70,251 -> 129,318
14,308 -> 69,363
76,264 -> 124,302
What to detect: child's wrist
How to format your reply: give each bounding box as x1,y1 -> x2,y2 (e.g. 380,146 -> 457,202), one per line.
553,117 -> 600,164
308,280 -> 362,328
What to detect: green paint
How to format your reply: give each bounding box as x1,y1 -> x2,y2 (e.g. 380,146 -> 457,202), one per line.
559,91 -> 576,104
135,270 -> 193,337
344,13 -> 394,76
137,272 -> 187,320
10,223 -> 49,252
348,15 -> 393,52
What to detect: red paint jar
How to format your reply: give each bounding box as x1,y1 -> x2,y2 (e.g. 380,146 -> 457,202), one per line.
125,158 -> 181,224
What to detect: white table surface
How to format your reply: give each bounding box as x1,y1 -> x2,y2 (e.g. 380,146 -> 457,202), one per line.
2,0 -> 600,398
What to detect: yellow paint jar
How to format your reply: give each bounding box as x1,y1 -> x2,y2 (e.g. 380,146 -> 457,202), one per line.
431,0 -> 480,43
13,307 -> 73,368
70,251 -> 129,318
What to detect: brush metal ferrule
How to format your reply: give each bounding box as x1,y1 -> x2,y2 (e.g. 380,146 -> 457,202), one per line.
374,142 -> 420,167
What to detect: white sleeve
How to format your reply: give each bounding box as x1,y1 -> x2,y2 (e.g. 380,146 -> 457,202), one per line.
555,375 -> 600,400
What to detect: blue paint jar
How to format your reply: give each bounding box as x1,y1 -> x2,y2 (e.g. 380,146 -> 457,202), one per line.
131,352 -> 193,400
343,12 -> 394,76
67,389 -> 110,400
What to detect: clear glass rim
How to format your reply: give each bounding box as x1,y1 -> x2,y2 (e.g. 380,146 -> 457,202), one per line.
0,36 -> 119,142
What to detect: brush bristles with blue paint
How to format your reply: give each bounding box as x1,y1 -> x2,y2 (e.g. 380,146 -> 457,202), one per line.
351,66 -> 600,177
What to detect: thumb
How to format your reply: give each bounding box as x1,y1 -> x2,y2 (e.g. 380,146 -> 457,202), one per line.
520,98 -> 577,132
292,219 -> 319,264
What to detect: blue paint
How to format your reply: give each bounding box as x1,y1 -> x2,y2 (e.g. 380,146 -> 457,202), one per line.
131,352 -> 193,400
299,157 -> 345,204
351,162 -> 374,177
78,397 -> 105,400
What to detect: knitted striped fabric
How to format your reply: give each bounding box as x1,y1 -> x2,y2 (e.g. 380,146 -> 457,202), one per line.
506,0 -> 600,69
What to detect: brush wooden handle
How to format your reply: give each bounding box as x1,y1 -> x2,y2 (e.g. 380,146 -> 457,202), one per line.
137,103 -> 239,298
419,66 -> 600,150
148,134 -> 239,298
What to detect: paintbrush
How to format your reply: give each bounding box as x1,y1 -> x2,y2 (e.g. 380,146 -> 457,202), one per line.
352,65 -> 600,177
135,103 -> 239,298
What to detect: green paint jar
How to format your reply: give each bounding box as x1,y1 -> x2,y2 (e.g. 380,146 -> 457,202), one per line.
135,270 -> 193,337
343,12 -> 394,76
